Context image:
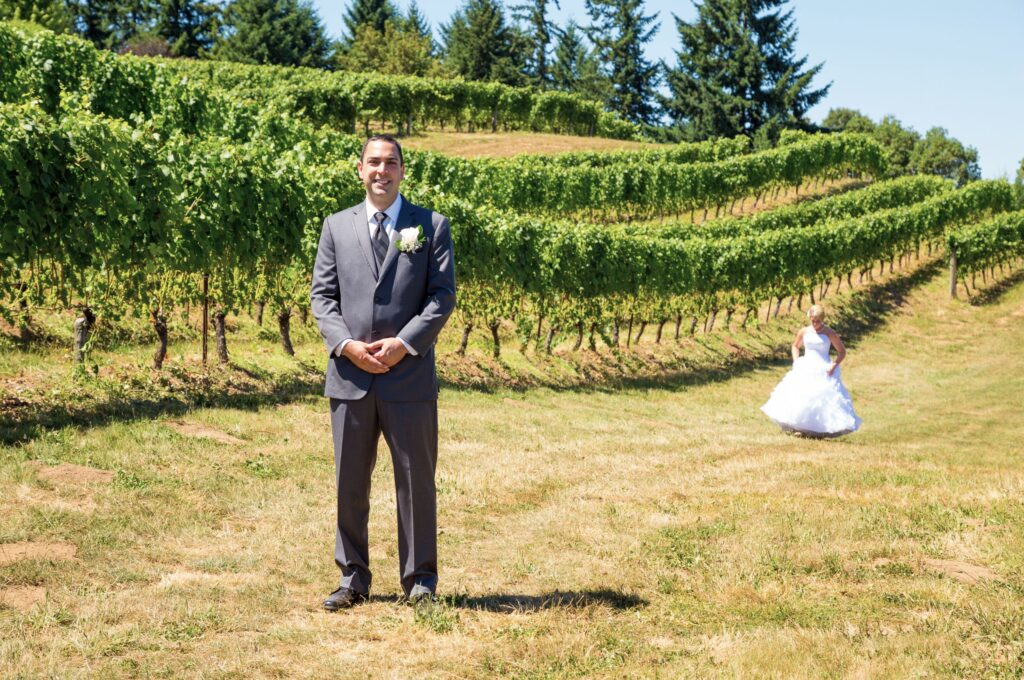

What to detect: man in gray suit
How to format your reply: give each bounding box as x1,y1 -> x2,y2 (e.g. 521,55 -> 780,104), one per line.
310,135 -> 456,610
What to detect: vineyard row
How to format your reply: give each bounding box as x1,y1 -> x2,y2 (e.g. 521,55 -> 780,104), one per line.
0,23 -> 638,141
3,100 -> 1020,363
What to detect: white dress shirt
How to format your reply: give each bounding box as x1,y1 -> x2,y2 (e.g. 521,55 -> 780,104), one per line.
364,194 -> 402,241
334,195 -> 417,357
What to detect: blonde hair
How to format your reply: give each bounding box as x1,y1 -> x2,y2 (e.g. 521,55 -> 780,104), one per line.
807,304 -> 825,321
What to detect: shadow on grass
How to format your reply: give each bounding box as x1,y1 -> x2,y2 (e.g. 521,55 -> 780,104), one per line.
828,257 -> 945,349
0,323 -> 65,351
454,588 -> 647,612
448,258 -> 947,397
0,260 -> 945,446
0,366 -> 324,446
370,588 -> 647,612
966,267 -> 1024,306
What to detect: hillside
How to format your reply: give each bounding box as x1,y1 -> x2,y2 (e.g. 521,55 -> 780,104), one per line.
399,130 -> 660,157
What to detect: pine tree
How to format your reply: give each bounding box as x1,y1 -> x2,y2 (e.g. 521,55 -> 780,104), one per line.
584,0 -> 660,125
400,0 -> 430,40
216,0 -> 331,68
71,0 -> 159,49
550,20 -> 585,90
663,0 -> 829,140
441,0 -> 526,85
117,0 -> 158,44
155,0 -> 219,57
1,0 -> 75,32
550,20 -> 609,102
398,1 -> 436,56
511,0 -> 558,86
67,0 -> 132,47
335,21 -> 443,77
340,0 -> 395,46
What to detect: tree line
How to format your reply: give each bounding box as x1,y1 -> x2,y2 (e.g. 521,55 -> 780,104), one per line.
823,108 -> 982,188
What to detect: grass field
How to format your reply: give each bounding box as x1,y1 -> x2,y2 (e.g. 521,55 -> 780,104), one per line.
399,130 -> 658,158
1,259 -> 1023,678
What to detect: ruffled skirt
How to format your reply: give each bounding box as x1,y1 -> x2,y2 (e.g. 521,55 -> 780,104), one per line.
760,356 -> 862,437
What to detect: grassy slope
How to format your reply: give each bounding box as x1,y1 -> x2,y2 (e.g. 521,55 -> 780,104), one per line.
399,130 -> 659,157
1,261 -> 1022,677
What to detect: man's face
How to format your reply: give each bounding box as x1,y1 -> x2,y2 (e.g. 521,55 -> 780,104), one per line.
358,140 -> 404,205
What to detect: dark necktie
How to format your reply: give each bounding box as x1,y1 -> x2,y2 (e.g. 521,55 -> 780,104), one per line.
372,211 -> 389,270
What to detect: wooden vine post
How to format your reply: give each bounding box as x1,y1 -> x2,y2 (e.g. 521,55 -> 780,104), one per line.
949,247 -> 958,298
202,274 -> 209,366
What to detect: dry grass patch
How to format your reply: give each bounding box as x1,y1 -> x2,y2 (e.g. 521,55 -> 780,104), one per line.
15,483 -> 98,514
164,420 -> 246,445
921,558 -> 999,584
0,541 -> 77,565
0,585 -> 46,612
31,461 -> 114,484
400,130 -> 657,158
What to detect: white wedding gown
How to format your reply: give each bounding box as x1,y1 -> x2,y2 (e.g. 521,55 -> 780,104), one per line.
760,329 -> 862,437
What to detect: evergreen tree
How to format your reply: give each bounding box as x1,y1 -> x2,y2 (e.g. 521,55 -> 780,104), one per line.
69,0 -> 159,49
400,0 -> 430,40
341,0 -> 395,46
397,1 -> 436,56
334,21 -> 443,77
68,0 -> 158,48
441,0 -> 526,85
67,0 -> 127,47
663,0 -> 830,140
155,0 -> 219,57
550,20 -> 609,102
1,0 -> 74,32
584,0 -> 660,125
910,127 -> 981,187
511,0 -> 558,86
117,0 -> 158,44
550,19 -> 583,90
216,0 -> 331,68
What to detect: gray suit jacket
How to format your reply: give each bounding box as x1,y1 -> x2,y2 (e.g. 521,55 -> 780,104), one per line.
310,195 -> 456,401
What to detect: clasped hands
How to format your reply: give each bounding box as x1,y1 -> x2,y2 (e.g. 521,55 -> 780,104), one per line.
341,338 -> 407,374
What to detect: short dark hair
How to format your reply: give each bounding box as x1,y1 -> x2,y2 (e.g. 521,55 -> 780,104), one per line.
361,134 -> 404,165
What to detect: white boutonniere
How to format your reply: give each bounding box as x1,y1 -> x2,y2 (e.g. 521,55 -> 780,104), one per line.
396,226 -> 427,253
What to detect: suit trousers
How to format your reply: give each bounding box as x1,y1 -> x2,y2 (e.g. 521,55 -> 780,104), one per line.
330,387 -> 438,596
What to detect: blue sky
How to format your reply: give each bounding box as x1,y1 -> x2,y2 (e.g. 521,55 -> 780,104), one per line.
310,0 -> 1024,179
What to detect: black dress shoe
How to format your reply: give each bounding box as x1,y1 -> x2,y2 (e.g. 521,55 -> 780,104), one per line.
323,587 -> 368,611
407,584 -> 437,607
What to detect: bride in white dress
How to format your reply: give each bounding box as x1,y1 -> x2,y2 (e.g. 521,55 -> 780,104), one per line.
761,304 -> 862,437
